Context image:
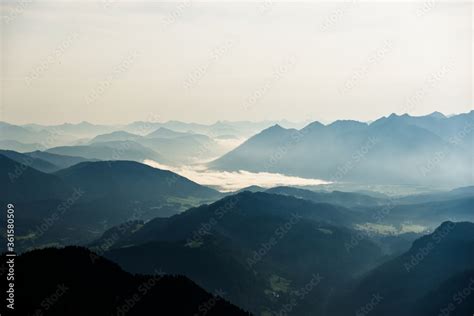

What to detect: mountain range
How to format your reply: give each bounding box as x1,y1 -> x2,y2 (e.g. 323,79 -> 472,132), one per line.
210,111 -> 474,186
0,154 -> 222,252
95,191 -> 474,315
329,221 -> 474,316
2,119 -> 306,152
102,191 -> 383,315
2,111 -> 473,315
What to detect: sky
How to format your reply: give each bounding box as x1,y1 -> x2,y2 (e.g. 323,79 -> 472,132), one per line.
1,1 -> 472,125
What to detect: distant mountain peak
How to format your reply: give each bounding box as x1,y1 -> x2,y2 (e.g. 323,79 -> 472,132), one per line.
427,111 -> 446,119
269,123 -> 284,130
301,121 -> 325,131
257,124 -> 287,135
328,120 -> 368,128
146,127 -> 189,138
411,221 -> 474,251
437,220 -> 455,229
386,113 -> 410,119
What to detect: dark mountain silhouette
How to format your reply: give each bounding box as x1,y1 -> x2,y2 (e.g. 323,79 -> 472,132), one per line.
0,149 -> 94,173
0,149 -> 59,173
2,114 -> 473,316
0,154 -> 71,201
329,221 -> 474,316
102,192 -> 382,315
116,192 -> 365,245
1,159 -> 222,252
88,220 -> 145,251
105,235 -> 268,312
54,160 -> 220,202
235,185 -> 266,193
415,269 -> 474,316
0,246 -> 250,316
16,161 -> 221,245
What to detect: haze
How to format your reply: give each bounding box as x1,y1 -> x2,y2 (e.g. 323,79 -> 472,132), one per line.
1,1 -> 472,125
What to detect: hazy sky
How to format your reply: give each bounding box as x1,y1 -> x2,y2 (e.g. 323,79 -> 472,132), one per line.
1,1 -> 472,125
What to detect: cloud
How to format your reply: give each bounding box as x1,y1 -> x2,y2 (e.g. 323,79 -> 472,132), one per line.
143,159 -> 329,192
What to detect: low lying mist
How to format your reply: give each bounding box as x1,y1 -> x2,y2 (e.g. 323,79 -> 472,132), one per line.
144,159 -> 329,192
355,222 -> 429,236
